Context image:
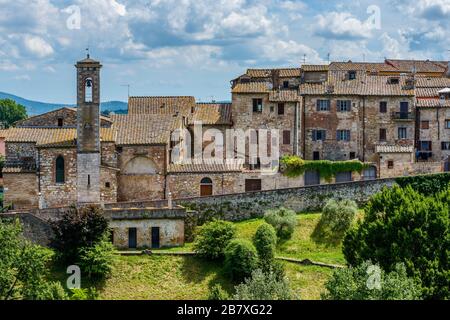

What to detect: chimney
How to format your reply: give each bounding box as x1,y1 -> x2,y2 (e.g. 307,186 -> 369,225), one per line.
446,62 -> 450,78
271,69 -> 280,90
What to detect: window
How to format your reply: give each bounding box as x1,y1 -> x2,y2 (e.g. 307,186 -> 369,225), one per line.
379,101 -> 387,113
252,98 -> 263,113
57,118 -> 63,127
446,120 -> 450,129
348,71 -> 357,80
379,128 -> 387,141
245,179 -> 262,192
388,160 -> 394,169
421,121 -> 430,129
388,77 -> 400,84
313,151 -> 320,160
200,177 -> 213,196
316,99 -> 330,111
55,156 -> 65,183
442,142 -> 450,150
105,182 -> 111,188
350,152 -> 356,160
337,130 -> 351,141
363,166 -> 377,180
283,81 -> 289,89
278,103 -> 285,115
337,100 -> 351,112
312,130 -> 326,141
398,127 -> 407,140
420,141 -> 432,151
283,130 -> 291,145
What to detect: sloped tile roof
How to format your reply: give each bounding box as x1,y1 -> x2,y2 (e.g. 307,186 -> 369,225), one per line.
415,87 -> 441,98
416,99 -> 450,108
168,160 -> 244,173
375,144 -> 414,153
2,127 -> 115,147
301,65 -> 329,72
385,59 -> 448,73
415,77 -> 450,88
329,62 -> 398,72
190,103 -> 232,125
128,96 -> 196,115
269,90 -> 299,102
111,114 -> 181,145
232,82 -> 271,93
246,68 -> 301,78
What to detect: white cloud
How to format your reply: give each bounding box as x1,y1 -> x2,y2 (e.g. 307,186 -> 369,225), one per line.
314,12 -> 374,40
23,35 -> 54,58
261,40 -> 322,64
14,74 -> 31,81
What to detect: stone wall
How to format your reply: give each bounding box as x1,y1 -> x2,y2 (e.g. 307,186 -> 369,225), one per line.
118,145 -> 166,201
177,178 -> 396,222
0,212 -> 54,246
3,173 -> 38,209
39,147 -> 77,207
418,107 -> 450,162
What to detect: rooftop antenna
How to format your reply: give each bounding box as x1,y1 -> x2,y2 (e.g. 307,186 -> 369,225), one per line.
86,47 -> 90,59
303,54 -> 307,65
327,53 -> 330,64
121,84 -> 130,99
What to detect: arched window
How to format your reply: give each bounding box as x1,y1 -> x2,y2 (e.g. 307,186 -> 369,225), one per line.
200,177 -> 213,196
85,77 -> 93,103
55,156 -> 65,183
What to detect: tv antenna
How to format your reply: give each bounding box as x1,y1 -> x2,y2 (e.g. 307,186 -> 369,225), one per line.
121,84 -> 130,99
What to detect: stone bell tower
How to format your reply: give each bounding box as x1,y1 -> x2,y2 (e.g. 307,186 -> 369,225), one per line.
75,53 -> 102,204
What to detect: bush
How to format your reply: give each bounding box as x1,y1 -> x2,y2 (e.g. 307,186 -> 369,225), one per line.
32,282 -> 68,300
70,288 -> 98,300
208,284 -> 229,300
193,220 -> 236,260
264,207 -> 297,240
50,205 -> 109,263
224,239 -> 259,282
253,223 -> 277,261
396,173 -> 450,195
321,199 -> 358,234
343,185 -> 450,299
78,235 -> 116,280
322,261 -> 422,300
233,269 -> 295,300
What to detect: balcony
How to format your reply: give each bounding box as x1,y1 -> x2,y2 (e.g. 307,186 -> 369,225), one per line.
392,112 -> 414,121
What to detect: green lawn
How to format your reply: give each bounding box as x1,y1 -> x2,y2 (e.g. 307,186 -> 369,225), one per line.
49,212 -> 344,300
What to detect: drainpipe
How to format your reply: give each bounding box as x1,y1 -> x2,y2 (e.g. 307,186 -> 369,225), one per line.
302,95 -> 306,158
293,101 -> 300,156
362,97 -> 366,162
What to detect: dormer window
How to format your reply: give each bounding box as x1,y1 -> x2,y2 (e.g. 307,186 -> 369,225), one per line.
348,71 -> 356,80
283,81 -> 289,89
57,118 -> 63,127
388,77 -> 400,84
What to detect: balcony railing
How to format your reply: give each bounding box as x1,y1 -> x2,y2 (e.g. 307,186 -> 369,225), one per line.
392,112 -> 414,121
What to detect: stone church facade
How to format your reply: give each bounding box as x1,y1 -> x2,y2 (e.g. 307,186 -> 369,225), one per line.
1,57 -> 450,212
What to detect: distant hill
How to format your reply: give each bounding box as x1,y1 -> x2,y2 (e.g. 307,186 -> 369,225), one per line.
0,92 -> 128,115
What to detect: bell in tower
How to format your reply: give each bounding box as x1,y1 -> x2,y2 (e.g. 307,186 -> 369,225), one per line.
75,53 -> 102,204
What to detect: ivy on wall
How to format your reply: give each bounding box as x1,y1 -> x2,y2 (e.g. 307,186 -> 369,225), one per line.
280,156 -> 369,181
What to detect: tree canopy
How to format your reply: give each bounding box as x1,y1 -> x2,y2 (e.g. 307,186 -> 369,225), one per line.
0,99 -> 27,128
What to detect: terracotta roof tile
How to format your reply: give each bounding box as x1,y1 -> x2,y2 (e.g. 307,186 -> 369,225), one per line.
128,96 -> 195,115
415,77 -> 450,88
301,65 -> 329,72
111,114 -> 181,145
416,99 -> 450,108
168,160 -> 244,173
246,68 -> 301,78
329,62 -> 398,72
232,82 -> 271,93
385,59 -> 448,73
190,103 -> 232,125
269,90 -> 299,102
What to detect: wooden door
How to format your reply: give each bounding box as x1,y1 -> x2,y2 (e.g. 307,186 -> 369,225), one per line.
151,227 -> 160,249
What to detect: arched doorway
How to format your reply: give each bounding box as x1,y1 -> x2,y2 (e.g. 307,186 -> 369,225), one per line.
200,177 -> 213,196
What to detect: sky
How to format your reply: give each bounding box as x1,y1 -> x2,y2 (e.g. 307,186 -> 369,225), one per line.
0,0 -> 449,104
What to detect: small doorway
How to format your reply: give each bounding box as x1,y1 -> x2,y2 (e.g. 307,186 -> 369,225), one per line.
200,177 -> 213,196
151,227 -> 160,249
445,158 -> 450,172
128,228 -> 137,249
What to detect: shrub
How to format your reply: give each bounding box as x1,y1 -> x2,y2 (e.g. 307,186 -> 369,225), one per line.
50,205 -> 109,264
253,223 -> 277,261
396,173 -> 450,195
322,261 -> 422,300
224,239 -> 258,282
193,220 -> 236,260
321,199 -> 358,234
208,284 -> 229,300
32,282 -> 68,300
78,235 -> 116,280
233,269 -> 295,300
343,185 -> 450,299
264,207 -> 297,240
70,288 -> 98,300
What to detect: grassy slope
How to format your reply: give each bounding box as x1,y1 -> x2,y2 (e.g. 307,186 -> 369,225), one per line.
69,213 -> 342,300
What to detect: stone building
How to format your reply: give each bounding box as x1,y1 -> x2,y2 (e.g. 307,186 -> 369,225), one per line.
1,57 -> 450,223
